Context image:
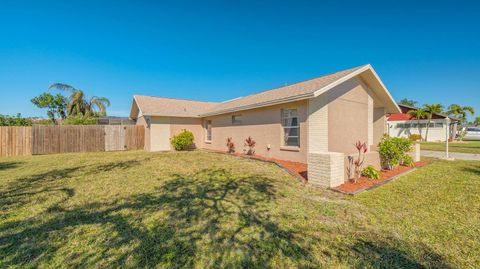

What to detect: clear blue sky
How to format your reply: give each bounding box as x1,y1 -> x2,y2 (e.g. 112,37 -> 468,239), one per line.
1,0 -> 479,120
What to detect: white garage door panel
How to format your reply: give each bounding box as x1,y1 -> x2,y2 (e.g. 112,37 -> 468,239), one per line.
150,117 -> 171,151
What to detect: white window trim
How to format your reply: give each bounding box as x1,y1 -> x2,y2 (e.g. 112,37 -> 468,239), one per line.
281,108 -> 300,148
204,120 -> 212,143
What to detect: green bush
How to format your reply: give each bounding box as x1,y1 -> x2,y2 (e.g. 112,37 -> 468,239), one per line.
393,137 -> 413,153
63,116 -> 97,125
379,135 -> 413,170
402,154 -> 414,167
0,114 -> 32,126
361,165 -> 380,179
171,129 -> 194,151
409,134 -> 422,141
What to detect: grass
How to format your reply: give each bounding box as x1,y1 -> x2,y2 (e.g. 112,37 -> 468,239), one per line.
1,150 -> 479,268
421,140 -> 480,154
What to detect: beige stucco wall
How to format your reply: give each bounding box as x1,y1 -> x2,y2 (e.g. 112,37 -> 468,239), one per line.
149,117 -> 171,151
170,117 -> 205,149
327,78 -> 370,154
373,107 -> 386,145
202,100 -> 308,163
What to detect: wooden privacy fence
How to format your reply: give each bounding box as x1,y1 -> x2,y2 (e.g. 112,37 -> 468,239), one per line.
0,126 -> 33,157
0,125 -> 144,157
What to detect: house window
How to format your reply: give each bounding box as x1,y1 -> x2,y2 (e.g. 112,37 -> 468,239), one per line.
282,109 -> 299,147
435,123 -> 444,128
205,120 -> 212,142
232,115 -> 242,124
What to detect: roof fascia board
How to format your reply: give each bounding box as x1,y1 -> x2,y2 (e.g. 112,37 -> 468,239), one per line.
129,96 -> 142,120
199,92 -> 314,117
312,64 -> 401,113
312,65 -> 370,98
142,113 -> 202,118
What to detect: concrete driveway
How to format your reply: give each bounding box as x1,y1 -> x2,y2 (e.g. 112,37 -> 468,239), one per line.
421,150 -> 480,161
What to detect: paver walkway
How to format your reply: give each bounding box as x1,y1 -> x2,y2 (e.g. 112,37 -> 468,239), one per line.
421,150 -> 480,161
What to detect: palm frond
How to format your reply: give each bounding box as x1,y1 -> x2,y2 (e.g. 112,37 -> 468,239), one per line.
49,83 -> 78,93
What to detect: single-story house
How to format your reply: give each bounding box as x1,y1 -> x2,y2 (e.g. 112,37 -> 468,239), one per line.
386,104 -> 459,141
130,64 -> 402,187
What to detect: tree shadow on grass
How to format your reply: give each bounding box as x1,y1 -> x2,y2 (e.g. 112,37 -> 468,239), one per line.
0,166 -> 81,212
0,167 -> 454,268
94,160 -> 142,172
0,168 -> 318,268
0,161 -> 23,171
460,164 -> 480,176
347,237 -> 453,269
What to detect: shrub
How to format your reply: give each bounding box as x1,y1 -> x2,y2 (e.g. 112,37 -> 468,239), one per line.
353,141 -> 368,183
409,134 -> 422,141
361,165 -> 380,179
402,154 -> 414,167
226,137 -> 235,153
0,114 -> 32,126
378,135 -> 413,170
171,129 -> 194,151
63,116 -> 97,125
244,136 -> 256,155
393,137 -> 413,153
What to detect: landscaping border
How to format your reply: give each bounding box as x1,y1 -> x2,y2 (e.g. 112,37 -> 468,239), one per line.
203,149 -> 308,184
330,163 -> 428,196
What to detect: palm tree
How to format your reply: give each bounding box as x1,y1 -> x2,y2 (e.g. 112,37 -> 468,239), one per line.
423,104 -> 444,142
49,83 -> 110,117
447,104 -> 475,123
474,116 -> 480,126
408,108 -> 427,140
399,98 -> 418,107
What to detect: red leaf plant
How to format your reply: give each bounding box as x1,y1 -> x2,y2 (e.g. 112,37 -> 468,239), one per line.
353,141 -> 368,183
244,136 -> 256,155
226,137 -> 235,154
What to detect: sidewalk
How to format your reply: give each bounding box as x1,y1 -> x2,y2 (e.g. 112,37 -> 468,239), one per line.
421,150 -> 480,161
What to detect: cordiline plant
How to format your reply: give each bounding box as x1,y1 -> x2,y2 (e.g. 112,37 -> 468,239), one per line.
353,141 -> 368,183
226,137 -> 235,154
244,136 -> 256,155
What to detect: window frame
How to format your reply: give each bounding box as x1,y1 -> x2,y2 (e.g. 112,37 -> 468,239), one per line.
231,115 -> 242,125
204,120 -> 212,142
281,108 -> 300,147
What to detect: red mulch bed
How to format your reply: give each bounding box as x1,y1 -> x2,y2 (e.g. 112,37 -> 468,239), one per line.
333,161 -> 428,194
207,150 -> 308,181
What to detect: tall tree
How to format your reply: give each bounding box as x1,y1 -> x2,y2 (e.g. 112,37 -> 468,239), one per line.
399,98 -> 418,107
408,108 -> 427,140
31,93 -> 68,123
447,104 -> 475,123
474,116 -> 480,126
48,83 -> 110,117
423,103 -> 444,141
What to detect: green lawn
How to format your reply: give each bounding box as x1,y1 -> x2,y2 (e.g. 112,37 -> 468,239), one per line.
1,151 -> 479,268
421,140 -> 480,154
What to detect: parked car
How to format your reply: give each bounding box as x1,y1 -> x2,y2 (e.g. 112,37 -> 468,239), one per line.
463,127 -> 480,141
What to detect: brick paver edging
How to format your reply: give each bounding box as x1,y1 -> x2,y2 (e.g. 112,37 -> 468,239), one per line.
329,165 -> 427,196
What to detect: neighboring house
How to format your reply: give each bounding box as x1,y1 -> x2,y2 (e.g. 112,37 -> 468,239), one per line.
130,64 -> 401,187
386,104 -> 459,141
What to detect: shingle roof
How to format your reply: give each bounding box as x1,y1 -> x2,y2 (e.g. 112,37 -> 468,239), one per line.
132,95 -> 219,118
201,65 -> 366,116
131,64 -> 381,118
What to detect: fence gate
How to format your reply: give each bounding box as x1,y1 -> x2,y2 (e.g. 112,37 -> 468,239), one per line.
104,125 -> 145,151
